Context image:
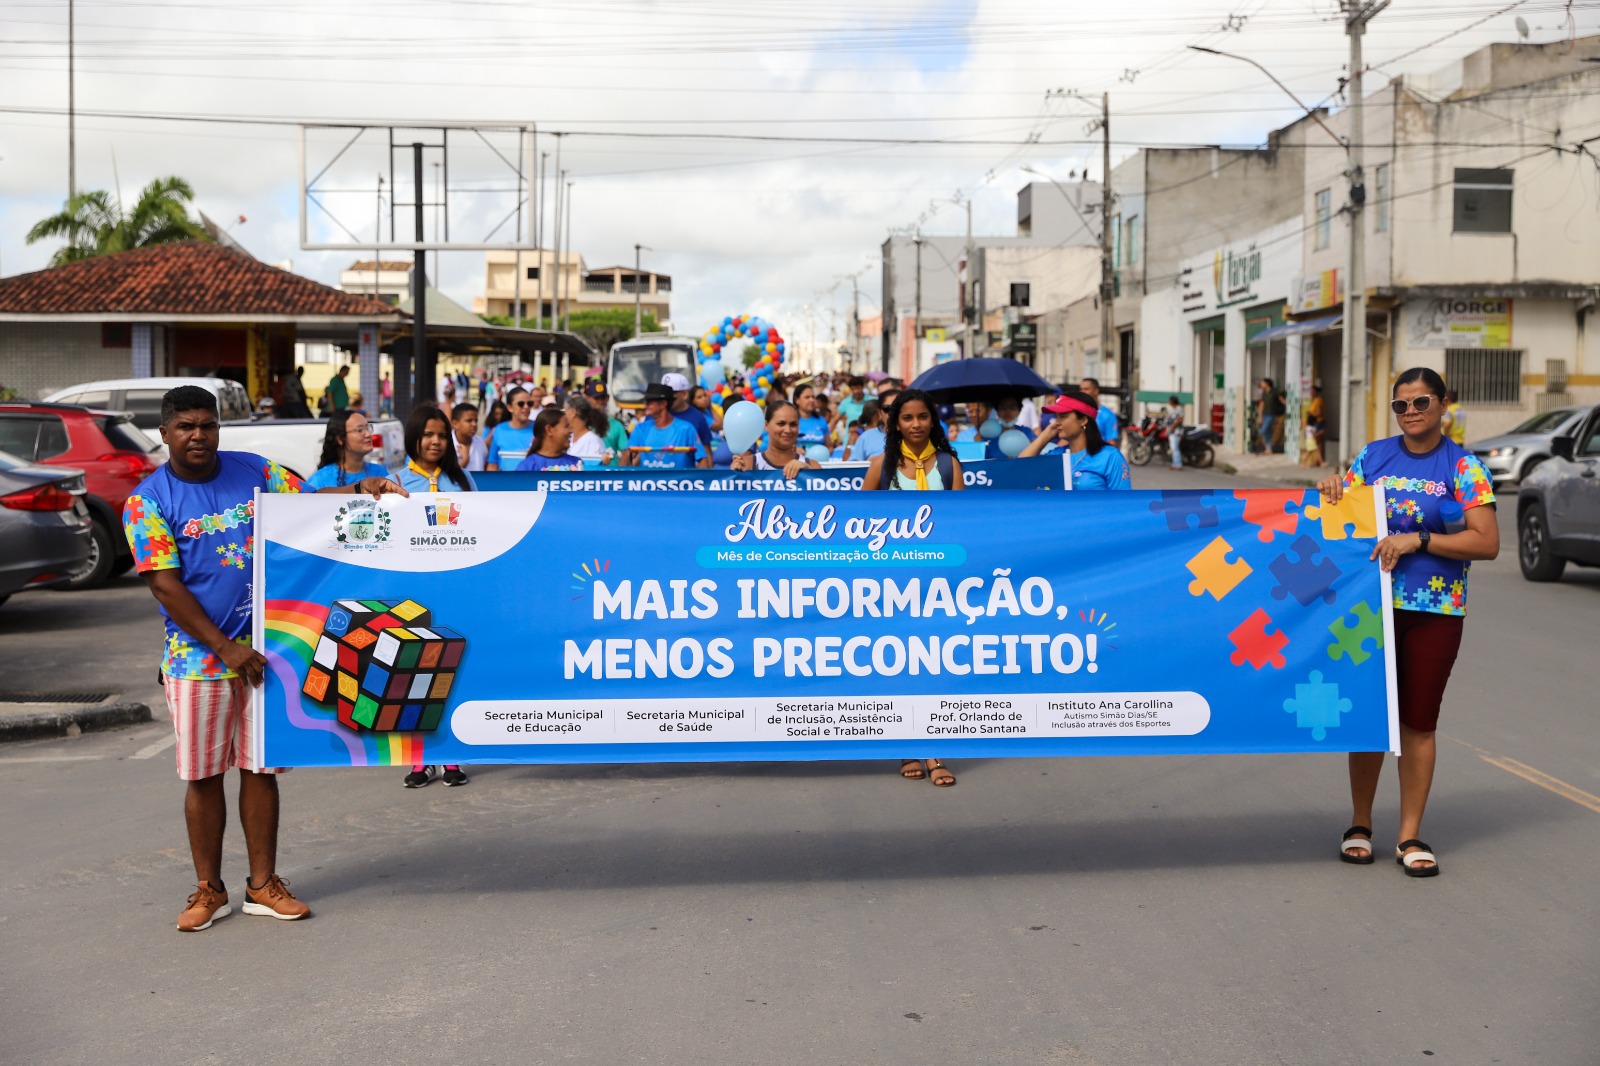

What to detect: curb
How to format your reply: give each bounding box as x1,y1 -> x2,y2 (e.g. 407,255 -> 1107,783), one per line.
0,701 -> 153,742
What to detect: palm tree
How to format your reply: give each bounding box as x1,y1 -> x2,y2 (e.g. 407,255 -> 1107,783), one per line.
26,176 -> 209,265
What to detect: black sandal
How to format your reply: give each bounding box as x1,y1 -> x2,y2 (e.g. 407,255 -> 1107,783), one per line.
1339,825 -> 1375,865
1396,839 -> 1440,878
925,760 -> 956,788
899,759 -> 926,780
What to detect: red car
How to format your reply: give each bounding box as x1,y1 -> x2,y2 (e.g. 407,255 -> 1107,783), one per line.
0,402 -> 164,588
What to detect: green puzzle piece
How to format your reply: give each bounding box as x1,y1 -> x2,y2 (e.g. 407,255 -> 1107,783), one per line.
1327,601 -> 1384,665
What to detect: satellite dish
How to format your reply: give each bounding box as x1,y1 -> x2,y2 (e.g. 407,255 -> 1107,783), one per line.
1515,16 -> 1529,40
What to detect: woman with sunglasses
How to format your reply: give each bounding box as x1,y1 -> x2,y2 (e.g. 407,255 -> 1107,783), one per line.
1017,389 -> 1131,489
303,410 -> 390,490
1316,368 -> 1498,878
484,387 -> 536,471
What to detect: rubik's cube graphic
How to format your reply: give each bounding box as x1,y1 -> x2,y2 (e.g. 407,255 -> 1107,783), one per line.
301,599 -> 466,733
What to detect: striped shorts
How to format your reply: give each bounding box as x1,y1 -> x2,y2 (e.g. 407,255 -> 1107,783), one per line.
163,675 -> 288,781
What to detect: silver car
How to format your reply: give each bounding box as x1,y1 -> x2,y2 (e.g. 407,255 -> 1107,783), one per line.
1469,406 -> 1587,484
0,448 -> 92,608
1517,404 -> 1600,582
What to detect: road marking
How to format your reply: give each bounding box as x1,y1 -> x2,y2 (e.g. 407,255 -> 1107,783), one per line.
0,755 -> 102,764
131,734 -> 177,760
1479,755 -> 1600,815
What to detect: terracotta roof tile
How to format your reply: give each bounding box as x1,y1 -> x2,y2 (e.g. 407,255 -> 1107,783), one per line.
0,240 -> 402,318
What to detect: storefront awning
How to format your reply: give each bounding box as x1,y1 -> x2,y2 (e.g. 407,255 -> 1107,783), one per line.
1250,312 -> 1342,343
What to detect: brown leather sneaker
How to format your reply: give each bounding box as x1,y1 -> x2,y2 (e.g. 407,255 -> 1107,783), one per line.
242,874 -> 310,920
177,881 -> 231,932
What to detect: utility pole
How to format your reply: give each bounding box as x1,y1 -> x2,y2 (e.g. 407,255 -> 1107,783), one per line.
409,142 -> 428,415
633,243 -> 644,337
1339,0 -> 1388,467
67,0 -> 75,200
963,197 -> 974,357
535,150 -> 548,330
562,178 -> 574,332
913,234 -> 924,376
551,135 -> 563,333
1099,92 -> 1119,411
851,272 -> 861,373
373,175 -> 383,305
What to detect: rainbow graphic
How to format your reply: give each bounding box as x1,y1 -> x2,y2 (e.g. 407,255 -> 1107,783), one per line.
262,599 -> 431,766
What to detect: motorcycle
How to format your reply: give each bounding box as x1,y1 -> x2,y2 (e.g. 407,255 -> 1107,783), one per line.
1127,418 -> 1217,469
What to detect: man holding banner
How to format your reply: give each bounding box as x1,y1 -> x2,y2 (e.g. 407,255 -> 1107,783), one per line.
624,382 -> 708,469
124,386 -> 409,932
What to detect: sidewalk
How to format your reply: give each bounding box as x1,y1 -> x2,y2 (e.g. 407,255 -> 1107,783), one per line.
1213,448 -> 1333,487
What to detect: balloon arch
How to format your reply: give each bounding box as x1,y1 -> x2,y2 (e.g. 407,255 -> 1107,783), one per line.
696,314 -> 785,416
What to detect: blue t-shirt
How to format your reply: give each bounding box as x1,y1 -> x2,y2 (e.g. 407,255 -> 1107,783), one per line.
303,460 -> 388,491
853,426 -> 886,461
396,464 -> 475,493
836,396 -> 866,430
1345,435 -> 1495,616
516,452 -> 585,472
122,452 -> 302,679
628,418 -> 705,469
1095,405 -> 1120,443
797,415 -> 831,450
986,424 -> 1035,460
485,423 -> 535,469
675,407 -> 713,451
1042,443 -> 1131,490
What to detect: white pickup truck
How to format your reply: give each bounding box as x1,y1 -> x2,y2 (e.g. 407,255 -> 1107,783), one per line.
220,417 -> 407,481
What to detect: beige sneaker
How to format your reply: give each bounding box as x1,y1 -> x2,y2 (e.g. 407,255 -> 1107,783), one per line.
242,874 -> 310,920
177,881 -> 231,932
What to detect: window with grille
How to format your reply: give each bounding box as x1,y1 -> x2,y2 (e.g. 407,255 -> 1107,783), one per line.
1453,169 -> 1513,234
1445,348 -> 1522,405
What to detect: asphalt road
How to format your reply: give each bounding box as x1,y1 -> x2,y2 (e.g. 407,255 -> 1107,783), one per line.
1,466 -> 1596,1065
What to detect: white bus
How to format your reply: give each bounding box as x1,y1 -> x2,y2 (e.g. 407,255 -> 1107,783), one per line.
606,334 -> 698,419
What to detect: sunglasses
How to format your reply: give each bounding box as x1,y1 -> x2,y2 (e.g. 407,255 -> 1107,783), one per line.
513,401 -> 533,408
1389,396 -> 1435,415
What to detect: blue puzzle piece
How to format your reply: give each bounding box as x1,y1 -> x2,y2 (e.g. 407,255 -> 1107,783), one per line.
1148,491 -> 1219,532
1283,670 -> 1352,741
1268,534 -> 1342,606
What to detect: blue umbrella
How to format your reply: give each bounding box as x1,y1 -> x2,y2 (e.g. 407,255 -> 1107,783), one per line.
908,357 -> 1055,404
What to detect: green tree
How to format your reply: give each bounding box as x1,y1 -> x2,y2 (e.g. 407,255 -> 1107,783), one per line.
484,307 -> 661,352
26,176 -> 209,265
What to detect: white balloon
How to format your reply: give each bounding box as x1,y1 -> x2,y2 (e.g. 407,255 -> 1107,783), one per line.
979,416 -> 1003,440
998,428 -> 1029,458
723,402 -> 766,454
805,444 -> 832,462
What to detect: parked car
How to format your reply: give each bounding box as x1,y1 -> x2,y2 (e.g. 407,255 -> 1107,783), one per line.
0,402 -> 162,588
1469,406 -> 1587,485
44,376 -> 255,446
220,416 -> 406,481
0,448 -> 92,608
1516,403 -> 1600,581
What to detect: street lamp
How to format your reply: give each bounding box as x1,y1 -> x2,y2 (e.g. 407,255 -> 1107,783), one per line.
633,243 -> 653,338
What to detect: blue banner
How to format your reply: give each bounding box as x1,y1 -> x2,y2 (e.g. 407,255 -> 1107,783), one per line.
475,455 -> 1071,493
255,487 -> 1398,768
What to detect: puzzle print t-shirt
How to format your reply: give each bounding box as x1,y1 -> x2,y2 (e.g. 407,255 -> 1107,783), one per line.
123,452 -> 303,679
1343,435 -> 1494,616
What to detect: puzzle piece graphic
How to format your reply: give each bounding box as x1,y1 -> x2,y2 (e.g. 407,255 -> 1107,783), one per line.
1268,534 -> 1342,606
1326,601 -> 1384,665
1186,536 -> 1253,601
1234,489 -> 1304,543
1228,609 -> 1288,670
1304,486 -> 1380,541
1149,491 -> 1219,531
1283,670 -> 1352,741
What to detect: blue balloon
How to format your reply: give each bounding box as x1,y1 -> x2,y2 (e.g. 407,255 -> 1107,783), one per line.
980,416 -> 1002,440
700,362 -> 726,387
806,444 -> 832,462
723,400 -> 765,453
998,428 -> 1029,458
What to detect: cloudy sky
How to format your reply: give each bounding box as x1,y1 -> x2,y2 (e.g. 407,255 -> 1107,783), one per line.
3,0 -> 1595,342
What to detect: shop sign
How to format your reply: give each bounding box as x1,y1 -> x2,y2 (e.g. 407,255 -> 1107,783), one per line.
1405,298 -> 1512,350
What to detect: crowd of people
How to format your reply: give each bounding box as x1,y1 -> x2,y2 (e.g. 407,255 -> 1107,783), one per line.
120,356 -> 1496,931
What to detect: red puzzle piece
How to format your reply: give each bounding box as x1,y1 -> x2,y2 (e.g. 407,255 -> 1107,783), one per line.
1234,489 -> 1304,543
1228,608 -> 1288,670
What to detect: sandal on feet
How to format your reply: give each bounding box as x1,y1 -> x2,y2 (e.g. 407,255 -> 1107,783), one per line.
899,759 -> 926,780
1339,825 -> 1375,865
925,760 -> 956,788
1395,839 -> 1440,878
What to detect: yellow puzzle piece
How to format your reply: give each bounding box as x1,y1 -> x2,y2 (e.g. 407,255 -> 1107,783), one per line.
1186,536 -> 1253,600
1303,486 -> 1381,541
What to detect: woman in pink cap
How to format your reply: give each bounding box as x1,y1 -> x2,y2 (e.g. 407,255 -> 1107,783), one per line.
1019,389 -> 1132,489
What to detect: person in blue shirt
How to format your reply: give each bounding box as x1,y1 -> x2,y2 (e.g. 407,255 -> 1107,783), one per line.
484,387 -> 536,470
845,400 -> 885,462
792,382 -> 832,452
624,383 -> 706,469
834,375 -> 867,437
1019,389 -> 1132,489
516,408 -> 585,472
396,404 -> 477,494
303,410 -> 390,490
1080,376 -> 1121,447
967,394 -> 1034,459
663,372 -> 712,464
